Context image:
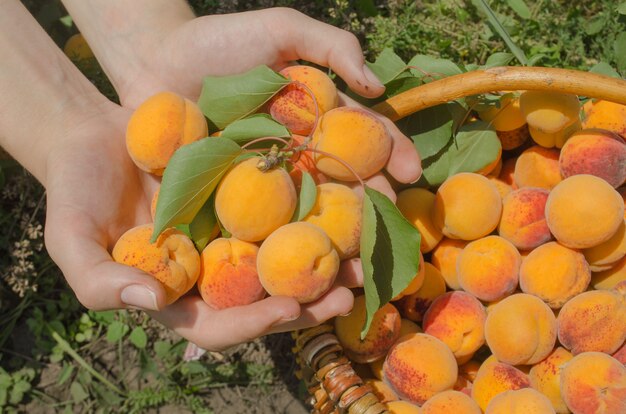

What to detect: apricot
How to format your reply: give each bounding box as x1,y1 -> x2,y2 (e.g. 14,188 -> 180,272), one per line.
196,238 -> 265,310
477,93 -> 526,132
612,342 -> 626,365
423,291 -> 487,363
397,263 -> 447,322
559,129 -> 626,188
457,236 -> 521,302
302,183 -> 361,259
485,293 -> 557,365
385,401 -> 422,414
498,187 -> 552,250
257,222 -> 339,304
215,157 -> 297,242
471,355 -> 531,412
369,356 -> 385,381
311,107 -> 392,181
396,188 -> 444,253
288,134 -> 328,189
545,174 -> 624,249
528,347 -> 573,414
432,173 -> 502,240
557,289 -> 626,355
485,388 -> 555,414
519,241 -> 590,309
513,146 -> 562,190
476,147 -> 503,176
383,333 -> 458,405
519,91 -> 581,148
591,255 -> 626,289
488,176 -> 514,200
583,218 -> 626,272
560,352 -> 626,414
365,379 -> 398,403
112,224 -> 200,305
497,124 -> 531,150
421,390 -> 481,414
582,99 -> 626,137
267,65 -> 338,135
126,91 -> 208,175
334,295 -> 401,363
431,238 -> 468,290
499,157 -> 517,187
63,33 -> 95,62
399,318 -> 422,337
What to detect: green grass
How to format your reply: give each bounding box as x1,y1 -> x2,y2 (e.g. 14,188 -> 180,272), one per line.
1,1 -> 624,412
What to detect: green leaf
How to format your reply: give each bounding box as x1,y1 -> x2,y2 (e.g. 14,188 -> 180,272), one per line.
589,62 -> 621,79
58,364 -> 74,386
482,52 -> 515,68
291,172 -> 317,222
219,114 -> 291,144
359,187 -> 421,339
615,33 -> 626,73
527,54 -> 547,66
9,380 -> 30,405
619,2 -> 626,15
198,65 -> 290,130
420,121 -> 502,186
152,137 -> 242,242
366,48 -> 408,84
506,0 -> 531,19
70,381 -> 88,402
472,0 -> 528,65
106,321 -> 128,343
384,76 -> 423,98
153,341 -> 171,359
189,194 -> 217,252
355,0 -> 378,17
408,55 -> 463,80
584,15 -> 606,36
129,326 -> 147,349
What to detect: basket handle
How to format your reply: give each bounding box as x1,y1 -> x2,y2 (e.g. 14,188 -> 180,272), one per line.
372,66 -> 626,121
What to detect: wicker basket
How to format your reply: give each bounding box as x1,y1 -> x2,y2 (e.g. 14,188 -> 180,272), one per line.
294,66 -> 626,414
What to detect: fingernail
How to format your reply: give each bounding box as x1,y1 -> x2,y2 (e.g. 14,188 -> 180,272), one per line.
362,65 -> 384,88
338,311 -> 352,317
121,285 -> 159,311
280,313 -> 300,322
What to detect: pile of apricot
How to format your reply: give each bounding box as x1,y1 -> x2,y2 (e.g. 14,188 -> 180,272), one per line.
111,65 -> 626,414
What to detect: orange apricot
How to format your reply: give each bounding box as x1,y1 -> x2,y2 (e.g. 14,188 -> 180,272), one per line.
519,90 -> 581,148
431,238 -> 468,290
582,99 -> 626,137
513,145 -> 562,190
397,263 -> 447,322
528,346 -> 573,414
396,188 -> 444,253
421,390 -> 481,414
498,187 -> 552,251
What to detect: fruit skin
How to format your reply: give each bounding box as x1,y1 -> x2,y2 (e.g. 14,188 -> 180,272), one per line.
396,188 -> 444,253
383,333 -> 458,406
126,91 -> 208,175
514,145 -> 562,190
528,347 -> 573,414
471,355 -> 531,412
397,262 -> 447,322
485,388 -> 556,414
421,390 -> 482,414
591,255 -> 626,289
545,174 -> 624,249
498,187 -> 552,251
431,237 -> 468,290
256,222 -> 339,304
302,183 -> 362,259
560,352 -> 626,414
559,129 -> 626,188
197,238 -> 266,310
557,289 -> 626,355
583,218 -> 626,272
385,400 -> 422,414
582,99 -> 626,138
312,107 -> 392,181
335,295 -> 401,364
484,293 -> 557,365
519,241 -> 590,309
112,224 -> 200,305
432,172 -> 502,241
267,65 -> 338,135
215,157 -> 297,242
519,90 -> 581,148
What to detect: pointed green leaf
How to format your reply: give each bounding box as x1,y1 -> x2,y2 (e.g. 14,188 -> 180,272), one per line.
384,76 -> 423,98
129,326 -> 147,349
70,381 -> 88,402
360,187 -> 421,339
366,48 -> 408,85
152,137 -> 242,242
482,52 -> 515,69
506,0 -> 531,19
198,65 -> 290,130
585,15 -> 606,36
291,172 -> 318,222
189,194 -> 217,251
106,321 -> 128,343
57,363 -> 74,386
420,121 -> 501,186
619,2 -> 626,15
589,62 -> 621,79
408,55 -> 463,80
219,114 -> 291,144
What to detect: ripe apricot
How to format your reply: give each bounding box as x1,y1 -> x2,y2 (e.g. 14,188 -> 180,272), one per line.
582,99 -> 626,137
485,388 -> 555,414
432,173 -> 502,241
197,238 -> 265,310
528,347 -> 573,414
498,187 -> 552,251
519,90 -> 581,148
335,295 -> 401,363
288,134 -> 328,189
591,255 -> 626,289
215,157 -> 297,242
513,145 -> 562,190
385,401 -> 422,414
431,238 -> 468,290
267,65 -> 338,135
545,174 -> 624,249
257,222 -> 339,304
583,218 -> 626,272
396,188 -> 443,253
471,355 -> 531,412
126,91 -> 208,175
383,333 -> 458,405
302,183 -> 361,259
397,263 -> 447,322
112,224 -> 200,305
421,390 -> 481,414
311,107 -> 392,181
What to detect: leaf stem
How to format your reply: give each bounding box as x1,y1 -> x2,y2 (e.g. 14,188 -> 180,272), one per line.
302,147 -> 365,189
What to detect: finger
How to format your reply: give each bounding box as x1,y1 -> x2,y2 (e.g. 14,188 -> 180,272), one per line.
44,209 -> 167,311
340,93 -> 422,184
270,8 -> 385,98
350,172 -> 397,204
269,286 -> 354,333
336,258 -> 364,288
149,295 -> 301,351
